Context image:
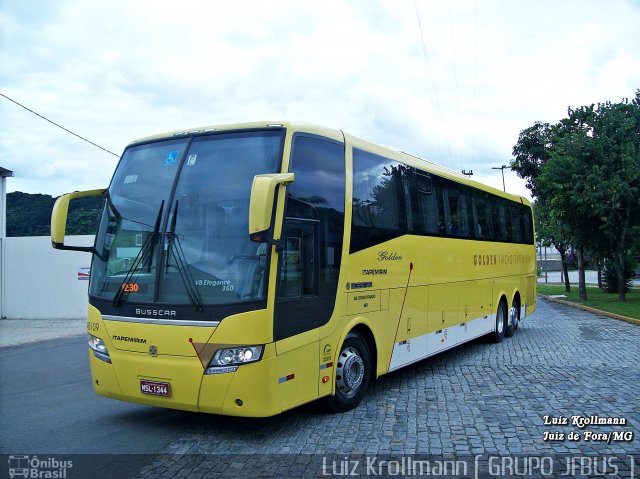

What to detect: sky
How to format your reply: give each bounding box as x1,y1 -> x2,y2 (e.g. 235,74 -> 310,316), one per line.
1,0 -> 639,199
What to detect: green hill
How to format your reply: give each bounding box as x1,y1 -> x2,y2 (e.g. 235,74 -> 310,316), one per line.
7,191 -> 103,237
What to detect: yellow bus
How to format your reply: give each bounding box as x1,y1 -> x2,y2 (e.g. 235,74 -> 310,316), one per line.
51,121 -> 536,417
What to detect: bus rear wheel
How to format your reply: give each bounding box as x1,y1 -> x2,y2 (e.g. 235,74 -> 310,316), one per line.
491,299 -> 507,343
505,304 -> 520,337
322,332 -> 371,413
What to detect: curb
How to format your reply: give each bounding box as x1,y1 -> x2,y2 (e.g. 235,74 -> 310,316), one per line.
538,294 -> 640,326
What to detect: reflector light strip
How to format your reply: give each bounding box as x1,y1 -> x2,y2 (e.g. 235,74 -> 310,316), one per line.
278,374 -> 295,383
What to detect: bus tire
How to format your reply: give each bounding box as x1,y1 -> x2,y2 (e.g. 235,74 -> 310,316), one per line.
322,331 -> 371,413
505,304 -> 520,337
491,299 -> 507,343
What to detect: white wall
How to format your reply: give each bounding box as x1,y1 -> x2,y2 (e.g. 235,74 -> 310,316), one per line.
4,235 -> 94,319
1,176 -> 7,318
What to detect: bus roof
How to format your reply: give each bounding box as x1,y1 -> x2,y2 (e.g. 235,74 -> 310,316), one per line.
128,121 -> 529,207
127,121 -> 343,145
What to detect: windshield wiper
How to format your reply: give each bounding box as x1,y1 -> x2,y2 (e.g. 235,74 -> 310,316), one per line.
96,193 -> 157,264
165,201 -> 204,311
112,201 -> 164,307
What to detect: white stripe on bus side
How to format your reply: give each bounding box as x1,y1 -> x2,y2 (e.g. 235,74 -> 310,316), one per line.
388,314 -> 495,372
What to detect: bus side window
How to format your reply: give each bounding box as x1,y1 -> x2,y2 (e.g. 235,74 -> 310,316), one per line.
473,193 -> 493,240
486,196 -> 495,240
509,204 -> 522,243
497,202 -> 508,242
443,184 -> 463,237
413,171 -> 433,194
435,178 -> 447,235
457,191 -> 470,238
522,206 -> 534,244
421,182 -> 439,235
411,171 -> 440,235
351,149 -> 406,252
402,167 -> 414,232
471,195 -> 481,239
441,185 -> 451,235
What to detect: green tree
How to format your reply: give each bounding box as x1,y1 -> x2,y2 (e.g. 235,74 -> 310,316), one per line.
512,121 -> 575,292
538,114 -> 597,300
586,94 -> 640,301
512,91 -> 640,302
512,121 -> 554,199
538,94 -> 640,302
534,201 -> 572,292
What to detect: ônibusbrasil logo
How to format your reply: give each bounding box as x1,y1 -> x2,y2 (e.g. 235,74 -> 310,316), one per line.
8,455 -> 73,478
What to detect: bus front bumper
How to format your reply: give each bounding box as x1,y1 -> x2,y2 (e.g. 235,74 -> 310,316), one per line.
89,345 -> 281,417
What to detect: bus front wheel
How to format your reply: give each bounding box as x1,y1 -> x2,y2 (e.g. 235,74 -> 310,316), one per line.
323,332 -> 371,413
491,300 -> 507,343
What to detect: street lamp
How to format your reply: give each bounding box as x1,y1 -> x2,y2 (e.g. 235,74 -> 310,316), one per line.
492,165 -> 508,191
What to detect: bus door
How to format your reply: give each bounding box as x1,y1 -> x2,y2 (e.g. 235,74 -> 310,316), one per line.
273,134 -> 345,410
279,219 -> 319,301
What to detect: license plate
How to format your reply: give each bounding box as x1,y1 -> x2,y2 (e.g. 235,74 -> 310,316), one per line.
140,380 -> 171,397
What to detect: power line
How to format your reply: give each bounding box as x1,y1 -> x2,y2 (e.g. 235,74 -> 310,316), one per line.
0,93 -> 119,157
412,0 -> 452,166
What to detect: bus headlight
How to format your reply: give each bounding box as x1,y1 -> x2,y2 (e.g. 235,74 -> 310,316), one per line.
88,334 -> 111,363
205,345 -> 263,374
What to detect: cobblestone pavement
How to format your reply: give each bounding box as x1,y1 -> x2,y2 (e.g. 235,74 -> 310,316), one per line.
135,298 -> 639,478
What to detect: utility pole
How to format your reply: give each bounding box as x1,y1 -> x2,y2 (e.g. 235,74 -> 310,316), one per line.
492,165 -> 508,191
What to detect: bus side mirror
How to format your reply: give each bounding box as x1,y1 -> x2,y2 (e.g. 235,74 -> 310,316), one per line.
248,173 -> 294,248
51,188 -> 106,252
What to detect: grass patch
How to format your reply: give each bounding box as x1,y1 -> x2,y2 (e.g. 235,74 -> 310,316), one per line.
537,284 -> 640,320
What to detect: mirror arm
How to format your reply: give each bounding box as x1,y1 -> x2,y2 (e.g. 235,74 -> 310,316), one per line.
52,244 -> 97,254
250,230 -> 285,251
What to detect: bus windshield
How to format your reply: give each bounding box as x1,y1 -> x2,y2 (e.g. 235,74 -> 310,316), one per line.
89,129 -> 284,308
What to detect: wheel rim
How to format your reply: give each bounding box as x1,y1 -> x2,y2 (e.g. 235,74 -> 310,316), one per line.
336,346 -> 365,399
497,304 -> 505,333
510,306 -> 519,329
